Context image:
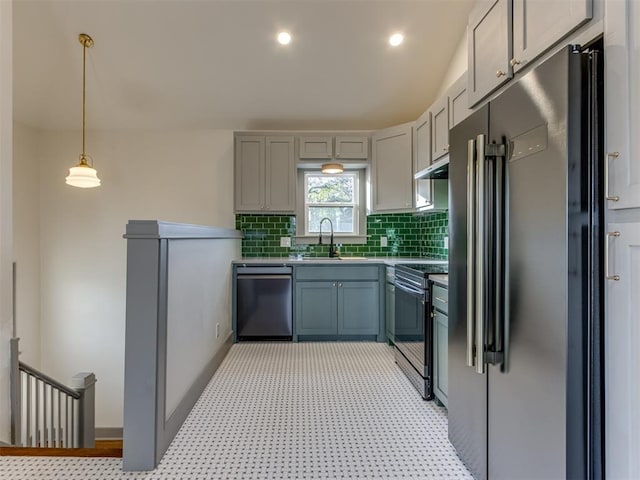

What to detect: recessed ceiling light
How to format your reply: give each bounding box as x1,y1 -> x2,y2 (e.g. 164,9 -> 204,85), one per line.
389,33 -> 404,47
277,31 -> 291,45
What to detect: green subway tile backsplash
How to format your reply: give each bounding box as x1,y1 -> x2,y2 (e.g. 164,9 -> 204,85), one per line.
236,212 -> 449,259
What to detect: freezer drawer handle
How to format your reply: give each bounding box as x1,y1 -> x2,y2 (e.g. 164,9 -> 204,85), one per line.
605,231 -> 620,281
605,152 -> 620,202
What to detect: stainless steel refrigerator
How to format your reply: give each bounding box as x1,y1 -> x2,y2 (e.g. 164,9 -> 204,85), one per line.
448,45 -> 604,480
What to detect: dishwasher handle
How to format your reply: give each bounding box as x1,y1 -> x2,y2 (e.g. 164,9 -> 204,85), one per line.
236,266 -> 292,275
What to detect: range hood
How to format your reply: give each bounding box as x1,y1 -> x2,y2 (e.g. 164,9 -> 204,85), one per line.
414,155 -> 449,180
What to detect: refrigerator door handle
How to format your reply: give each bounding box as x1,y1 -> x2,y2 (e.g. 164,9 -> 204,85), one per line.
491,153 -> 505,367
466,138 -> 476,368
475,134 -> 486,375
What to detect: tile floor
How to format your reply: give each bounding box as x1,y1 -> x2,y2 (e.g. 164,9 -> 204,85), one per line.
0,342 -> 472,479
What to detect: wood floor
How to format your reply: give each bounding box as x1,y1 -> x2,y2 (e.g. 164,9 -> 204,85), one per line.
0,439 -> 122,458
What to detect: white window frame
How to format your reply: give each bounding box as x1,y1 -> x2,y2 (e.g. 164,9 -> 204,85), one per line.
303,171 -> 359,237
295,169 -> 368,244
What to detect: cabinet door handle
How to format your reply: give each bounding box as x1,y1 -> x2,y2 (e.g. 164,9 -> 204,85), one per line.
606,231 -> 621,281
605,152 -> 620,202
444,145 -> 449,152
434,296 -> 448,304
496,70 -> 506,78
510,58 -> 521,67
338,283 -> 343,287
332,282 -> 337,287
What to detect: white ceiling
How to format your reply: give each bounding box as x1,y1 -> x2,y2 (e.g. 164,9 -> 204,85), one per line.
13,0 -> 474,131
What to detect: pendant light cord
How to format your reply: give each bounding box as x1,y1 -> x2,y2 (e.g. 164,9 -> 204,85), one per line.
82,37 -> 87,159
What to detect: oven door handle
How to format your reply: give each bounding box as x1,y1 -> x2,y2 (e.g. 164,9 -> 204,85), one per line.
394,279 -> 426,297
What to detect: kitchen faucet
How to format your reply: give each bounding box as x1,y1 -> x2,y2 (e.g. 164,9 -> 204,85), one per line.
318,217 -> 338,258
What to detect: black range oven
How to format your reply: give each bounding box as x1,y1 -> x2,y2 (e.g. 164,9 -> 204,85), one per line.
393,263 -> 447,400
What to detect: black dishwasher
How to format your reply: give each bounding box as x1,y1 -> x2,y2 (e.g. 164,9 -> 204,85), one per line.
236,266 -> 293,340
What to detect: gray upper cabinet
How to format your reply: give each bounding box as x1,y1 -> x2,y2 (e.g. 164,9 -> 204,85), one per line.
235,135 -> 265,212
430,95 -> 450,162
335,136 -> 369,159
234,135 -> 295,213
467,0 -> 513,107
299,136 -> 333,159
512,0 -> 592,73
413,110 -> 433,209
265,136 -> 296,212
605,0 -> 640,210
372,124 -> 413,212
414,110 -> 431,173
448,72 -> 471,128
299,135 -> 369,160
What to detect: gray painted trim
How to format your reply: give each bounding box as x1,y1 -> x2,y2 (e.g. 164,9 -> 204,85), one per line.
123,238 -> 162,471
96,427 -> 123,439
124,220 -> 243,240
154,238 -> 170,466
123,234 -> 236,471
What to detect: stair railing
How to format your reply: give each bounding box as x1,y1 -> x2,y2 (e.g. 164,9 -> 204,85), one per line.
10,338 -> 96,448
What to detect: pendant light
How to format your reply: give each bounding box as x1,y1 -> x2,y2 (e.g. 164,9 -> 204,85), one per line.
66,33 -> 101,188
321,163 -> 344,174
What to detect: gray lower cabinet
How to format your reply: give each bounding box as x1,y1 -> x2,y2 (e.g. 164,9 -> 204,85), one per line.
433,309 -> 448,407
295,281 -> 338,335
338,282 -> 379,335
385,280 -> 395,342
432,283 -> 448,407
295,265 -> 381,339
295,280 -> 379,337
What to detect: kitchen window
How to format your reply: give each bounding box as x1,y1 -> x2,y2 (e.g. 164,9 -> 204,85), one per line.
304,172 -> 358,235
296,169 -> 367,243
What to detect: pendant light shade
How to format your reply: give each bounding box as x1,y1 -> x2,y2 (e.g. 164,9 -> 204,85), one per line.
66,33 -> 101,188
66,154 -> 101,188
321,163 -> 344,174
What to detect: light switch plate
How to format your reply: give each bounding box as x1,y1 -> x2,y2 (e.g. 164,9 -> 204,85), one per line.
380,236 -> 388,247
444,236 -> 449,249
280,237 -> 292,247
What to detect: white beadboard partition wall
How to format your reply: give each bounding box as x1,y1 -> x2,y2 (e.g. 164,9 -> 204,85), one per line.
122,220 -> 241,471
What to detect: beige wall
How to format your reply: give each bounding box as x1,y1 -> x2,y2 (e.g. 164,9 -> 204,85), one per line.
436,31 -> 468,98
14,128 -> 234,428
13,123 -> 41,367
0,0 -> 12,443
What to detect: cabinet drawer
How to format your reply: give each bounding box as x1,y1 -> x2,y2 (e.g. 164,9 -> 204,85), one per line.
432,285 -> 448,314
295,265 -> 380,281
